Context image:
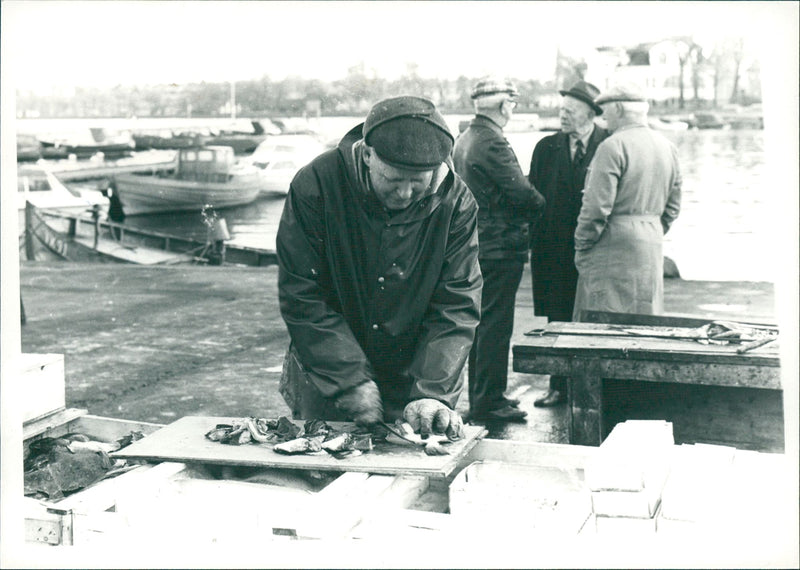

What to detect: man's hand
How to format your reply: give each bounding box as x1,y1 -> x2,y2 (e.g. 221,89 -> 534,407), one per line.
334,380 -> 383,427
403,398 -> 465,440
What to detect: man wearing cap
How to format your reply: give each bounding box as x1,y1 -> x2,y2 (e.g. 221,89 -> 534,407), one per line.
453,77 -> 546,422
276,96 -> 481,439
528,80 -> 609,408
573,83 -> 682,320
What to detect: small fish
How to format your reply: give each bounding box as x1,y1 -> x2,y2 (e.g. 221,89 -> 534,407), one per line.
382,420 -> 454,456
205,426 -> 232,442
220,427 -> 247,445
68,440 -> 120,454
321,432 -> 354,452
237,429 -> 253,445
303,419 -> 333,437
273,436 -> 324,455
244,417 -> 271,443
273,416 -> 302,442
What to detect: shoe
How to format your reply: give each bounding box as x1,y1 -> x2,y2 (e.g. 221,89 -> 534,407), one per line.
497,396 -> 521,407
470,405 -> 528,423
533,389 -> 566,407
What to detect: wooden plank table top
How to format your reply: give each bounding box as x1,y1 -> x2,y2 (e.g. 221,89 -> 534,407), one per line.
113,416 -> 487,479
519,322 -> 780,366
512,321 -> 783,447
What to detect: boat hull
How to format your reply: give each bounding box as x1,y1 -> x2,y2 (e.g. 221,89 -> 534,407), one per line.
22,204 -> 277,266
114,173 -> 262,215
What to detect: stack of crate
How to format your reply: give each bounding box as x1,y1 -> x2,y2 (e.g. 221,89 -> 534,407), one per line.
585,420 -> 674,534
657,442 -> 737,533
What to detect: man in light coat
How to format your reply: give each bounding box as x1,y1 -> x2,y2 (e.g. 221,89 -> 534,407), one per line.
573,83 -> 682,320
276,96 -> 481,439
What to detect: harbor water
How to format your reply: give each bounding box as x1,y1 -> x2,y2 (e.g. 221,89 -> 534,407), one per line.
17,116 -> 777,282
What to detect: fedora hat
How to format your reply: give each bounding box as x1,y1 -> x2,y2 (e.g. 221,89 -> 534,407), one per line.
559,80 -> 603,115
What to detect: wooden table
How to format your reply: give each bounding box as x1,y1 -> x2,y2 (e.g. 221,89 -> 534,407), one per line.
512,313 -> 782,449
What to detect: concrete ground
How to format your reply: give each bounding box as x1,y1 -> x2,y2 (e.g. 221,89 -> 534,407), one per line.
19,262 -> 776,444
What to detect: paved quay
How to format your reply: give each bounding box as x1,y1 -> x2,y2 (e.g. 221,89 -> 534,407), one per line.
19,262 -> 776,443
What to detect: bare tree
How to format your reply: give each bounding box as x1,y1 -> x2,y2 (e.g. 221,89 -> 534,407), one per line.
673,37 -> 701,109
729,37 -> 745,103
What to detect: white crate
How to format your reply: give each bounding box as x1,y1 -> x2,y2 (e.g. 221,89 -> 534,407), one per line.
19,353 -> 65,424
449,460 -> 592,535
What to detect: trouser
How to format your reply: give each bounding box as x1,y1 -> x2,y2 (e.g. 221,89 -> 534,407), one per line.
549,375 -> 567,392
468,258 -> 524,413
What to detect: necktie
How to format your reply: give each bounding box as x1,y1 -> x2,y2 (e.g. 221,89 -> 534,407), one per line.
573,139 -> 585,165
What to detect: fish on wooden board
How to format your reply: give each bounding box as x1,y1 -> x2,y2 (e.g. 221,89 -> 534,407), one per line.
273,436 -> 325,455
204,415 -> 460,457
204,416 -> 302,445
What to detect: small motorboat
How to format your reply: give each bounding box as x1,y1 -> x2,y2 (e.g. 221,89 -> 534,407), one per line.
113,145 -> 262,215
243,134 -> 328,195
39,128 -> 136,159
17,134 -> 43,162
205,119 -> 280,155
132,128 -> 208,151
17,165 -> 108,213
648,117 -> 689,131
691,112 -> 729,130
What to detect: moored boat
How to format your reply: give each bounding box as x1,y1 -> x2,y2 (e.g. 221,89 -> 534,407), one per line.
17,134 -> 43,162
243,133 -> 329,195
132,128 -> 208,151
205,119 -> 279,155
23,203 -> 277,266
113,146 -> 262,215
39,128 -> 136,159
17,165 -> 108,213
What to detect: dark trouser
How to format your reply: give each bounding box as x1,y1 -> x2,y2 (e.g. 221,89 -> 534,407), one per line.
529,257 -> 574,396
549,375 -> 567,392
468,258 -> 524,413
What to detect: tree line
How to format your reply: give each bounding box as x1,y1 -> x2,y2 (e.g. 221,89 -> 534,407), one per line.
16,39 -> 758,119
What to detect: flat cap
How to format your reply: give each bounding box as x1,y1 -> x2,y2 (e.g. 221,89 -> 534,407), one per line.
595,82 -> 648,105
363,96 -> 454,171
470,76 -> 519,100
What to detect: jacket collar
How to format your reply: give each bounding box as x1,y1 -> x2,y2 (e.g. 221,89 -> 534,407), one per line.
471,114 -> 504,134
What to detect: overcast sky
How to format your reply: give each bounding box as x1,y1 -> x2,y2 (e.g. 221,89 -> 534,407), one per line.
1,1 -> 784,91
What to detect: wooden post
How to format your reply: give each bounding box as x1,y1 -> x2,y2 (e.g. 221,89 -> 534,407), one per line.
569,359 -> 604,446
92,205 -> 101,249
25,201 -> 35,260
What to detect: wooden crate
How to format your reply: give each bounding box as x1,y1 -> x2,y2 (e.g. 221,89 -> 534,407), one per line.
23,410 -> 166,546
23,410 -> 431,545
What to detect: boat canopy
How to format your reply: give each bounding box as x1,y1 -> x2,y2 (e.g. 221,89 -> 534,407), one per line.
178,146 -> 235,183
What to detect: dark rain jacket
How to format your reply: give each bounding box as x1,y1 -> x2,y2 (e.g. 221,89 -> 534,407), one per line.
528,125 -> 609,321
453,115 -> 545,262
276,124 -> 482,410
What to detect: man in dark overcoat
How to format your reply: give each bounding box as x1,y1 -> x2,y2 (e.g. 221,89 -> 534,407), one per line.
528,80 -> 609,407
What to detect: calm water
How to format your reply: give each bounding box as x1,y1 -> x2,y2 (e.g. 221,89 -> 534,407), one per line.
19,116 -> 775,282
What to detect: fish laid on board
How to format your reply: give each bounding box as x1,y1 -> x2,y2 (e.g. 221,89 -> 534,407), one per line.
205,416 -> 456,458
273,430 -> 374,459
205,416 -> 301,445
